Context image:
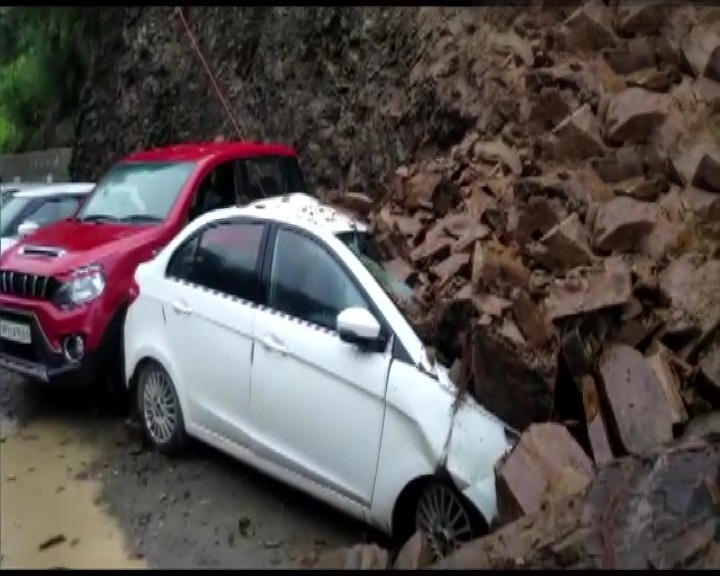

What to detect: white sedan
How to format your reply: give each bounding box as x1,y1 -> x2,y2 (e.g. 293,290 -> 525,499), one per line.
0,182 -> 95,255
124,193 -> 516,557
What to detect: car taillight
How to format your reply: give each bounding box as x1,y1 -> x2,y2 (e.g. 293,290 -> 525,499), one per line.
128,279 -> 140,304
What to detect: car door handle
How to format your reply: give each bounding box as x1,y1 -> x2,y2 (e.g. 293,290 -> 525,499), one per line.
260,335 -> 287,355
171,300 -> 192,315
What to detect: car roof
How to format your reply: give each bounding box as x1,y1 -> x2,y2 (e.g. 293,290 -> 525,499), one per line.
121,141 -> 298,164
13,182 -> 95,199
1,182 -> 48,193
200,193 -> 369,236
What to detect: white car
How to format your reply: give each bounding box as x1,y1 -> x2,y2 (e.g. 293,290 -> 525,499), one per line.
0,182 -> 95,255
124,193 -> 516,557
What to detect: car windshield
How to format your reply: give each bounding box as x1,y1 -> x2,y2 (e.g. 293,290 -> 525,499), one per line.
0,196 -> 33,236
76,161 -> 196,224
336,230 -> 416,304
0,188 -> 18,209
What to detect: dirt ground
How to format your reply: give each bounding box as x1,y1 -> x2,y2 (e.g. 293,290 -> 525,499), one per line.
0,369 -> 366,569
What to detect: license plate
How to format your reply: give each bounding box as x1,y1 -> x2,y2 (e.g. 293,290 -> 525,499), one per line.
0,320 -> 31,344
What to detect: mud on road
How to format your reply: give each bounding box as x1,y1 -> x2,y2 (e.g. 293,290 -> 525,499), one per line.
0,369 -> 365,569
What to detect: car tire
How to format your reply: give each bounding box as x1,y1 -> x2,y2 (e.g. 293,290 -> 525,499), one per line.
137,362 -> 187,456
413,481 -> 484,561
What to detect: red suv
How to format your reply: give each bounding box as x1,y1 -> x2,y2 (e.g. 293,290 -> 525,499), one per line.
0,141 -> 308,394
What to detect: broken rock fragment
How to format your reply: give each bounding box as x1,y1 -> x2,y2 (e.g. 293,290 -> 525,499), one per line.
544,256 -> 632,321
507,196 -> 562,247
590,146 -> 645,184
577,375 -> 615,465
403,171 -> 461,216
681,21 -> 720,81
435,436 -> 720,569
682,186 -> 720,224
550,104 -> 606,161
471,321 -> 557,431
430,252 -> 470,286
660,254 -> 720,333
510,288 -> 556,350
625,65 -> 680,93
683,411 -> 720,439
698,333 -> 720,397
471,241 -> 530,295
613,174 -> 667,201
614,3 -> 667,37
561,0 -> 618,52
646,345 -> 689,432
529,213 -> 595,274
603,87 -> 670,144
598,343 -> 674,455
308,544 -> 389,569
602,36 -> 657,75
494,422 -> 594,524
472,139 -> 522,176
670,136 -> 720,193
592,196 -> 658,253
393,531 -> 433,570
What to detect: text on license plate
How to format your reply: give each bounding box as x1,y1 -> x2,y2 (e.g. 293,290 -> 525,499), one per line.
0,320 -> 32,344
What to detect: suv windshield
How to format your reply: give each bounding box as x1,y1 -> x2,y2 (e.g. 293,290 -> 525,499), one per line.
336,230 -> 416,304
76,161 -> 196,224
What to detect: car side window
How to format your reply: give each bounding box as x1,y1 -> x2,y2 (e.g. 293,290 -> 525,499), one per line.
188,160 -> 238,222
170,222 -> 265,302
268,228 -> 368,331
166,234 -> 200,281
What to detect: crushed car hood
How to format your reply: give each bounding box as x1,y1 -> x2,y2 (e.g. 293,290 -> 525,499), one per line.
0,220 -> 157,276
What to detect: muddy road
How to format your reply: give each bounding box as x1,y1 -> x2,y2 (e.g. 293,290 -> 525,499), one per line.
0,370 -> 365,569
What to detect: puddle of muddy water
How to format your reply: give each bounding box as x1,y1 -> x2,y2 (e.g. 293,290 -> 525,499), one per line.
0,417 -> 146,569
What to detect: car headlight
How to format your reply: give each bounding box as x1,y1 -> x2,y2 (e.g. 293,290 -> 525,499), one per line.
53,264 -> 106,309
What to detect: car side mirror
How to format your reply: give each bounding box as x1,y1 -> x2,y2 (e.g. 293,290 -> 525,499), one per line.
17,220 -> 39,238
337,307 -> 385,351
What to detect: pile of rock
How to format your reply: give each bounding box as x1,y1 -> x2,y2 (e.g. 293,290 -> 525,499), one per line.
327,0 -> 720,461
313,1 -> 720,569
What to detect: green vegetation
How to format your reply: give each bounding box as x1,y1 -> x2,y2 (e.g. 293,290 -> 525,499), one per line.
0,8 -> 85,152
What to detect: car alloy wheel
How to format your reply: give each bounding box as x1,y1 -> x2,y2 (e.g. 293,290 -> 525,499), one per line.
141,368 -> 179,446
415,483 -> 475,561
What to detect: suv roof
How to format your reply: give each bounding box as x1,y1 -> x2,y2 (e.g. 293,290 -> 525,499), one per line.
201,193 -> 368,236
122,141 -> 298,164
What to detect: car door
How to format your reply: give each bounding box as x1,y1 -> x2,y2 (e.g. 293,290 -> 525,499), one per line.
164,218 -> 268,445
249,225 -> 392,508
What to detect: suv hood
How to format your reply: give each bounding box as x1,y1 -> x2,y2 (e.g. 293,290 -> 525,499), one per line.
0,219 -> 157,276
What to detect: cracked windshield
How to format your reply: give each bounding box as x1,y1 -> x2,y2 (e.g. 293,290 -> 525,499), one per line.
1,3 -> 719,572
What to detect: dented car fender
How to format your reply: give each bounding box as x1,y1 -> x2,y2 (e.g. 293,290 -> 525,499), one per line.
369,360 -> 513,533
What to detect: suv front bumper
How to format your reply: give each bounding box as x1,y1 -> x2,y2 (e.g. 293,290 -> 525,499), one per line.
0,307 -> 96,384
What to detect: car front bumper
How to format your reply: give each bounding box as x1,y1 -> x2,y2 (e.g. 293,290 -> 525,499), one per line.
462,474 -> 499,525
0,307 -> 97,384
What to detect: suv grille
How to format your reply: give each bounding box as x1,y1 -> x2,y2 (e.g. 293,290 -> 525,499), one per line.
0,270 -> 59,300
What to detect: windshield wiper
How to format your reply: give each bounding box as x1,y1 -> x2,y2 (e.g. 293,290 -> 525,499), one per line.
78,214 -> 119,223
118,214 -> 164,223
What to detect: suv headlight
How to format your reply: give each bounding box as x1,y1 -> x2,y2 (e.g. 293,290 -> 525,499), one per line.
53,264 -> 106,309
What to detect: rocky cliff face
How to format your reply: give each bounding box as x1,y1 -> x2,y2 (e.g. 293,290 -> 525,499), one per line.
69,5 -> 537,188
